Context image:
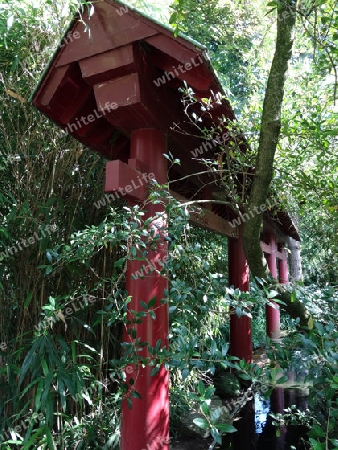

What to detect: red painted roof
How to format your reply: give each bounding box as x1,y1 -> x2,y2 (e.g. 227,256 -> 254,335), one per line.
31,0 -> 299,241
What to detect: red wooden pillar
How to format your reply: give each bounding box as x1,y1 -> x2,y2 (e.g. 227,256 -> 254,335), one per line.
118,129 -> 169,450
266,233 -> 280,340
271,387 -> 284,414
271,388 -> 286,447
279,244 -> 288,284
228,226 -> 252,362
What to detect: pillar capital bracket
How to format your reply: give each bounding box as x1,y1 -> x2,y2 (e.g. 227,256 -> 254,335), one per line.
105,159 -> 150,201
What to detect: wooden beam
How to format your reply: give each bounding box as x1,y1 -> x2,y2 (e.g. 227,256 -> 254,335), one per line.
79,45 -> 137,85
105,159 -> 147,201
276,250 -> 284,260
260,241 -> 271,254
170,191 -> 238,238
39,65 -> 69,106
146,34 -> 200,65
148,48 -> 212,91
260,241 -> 284,259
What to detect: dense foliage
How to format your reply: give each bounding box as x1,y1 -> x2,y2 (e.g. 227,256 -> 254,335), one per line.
0,0 -> 337,449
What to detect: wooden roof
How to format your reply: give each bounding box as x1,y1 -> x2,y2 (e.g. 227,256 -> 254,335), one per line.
31,0 -> 299,241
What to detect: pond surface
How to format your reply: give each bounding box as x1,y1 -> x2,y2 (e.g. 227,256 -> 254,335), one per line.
171,387 -> 310,450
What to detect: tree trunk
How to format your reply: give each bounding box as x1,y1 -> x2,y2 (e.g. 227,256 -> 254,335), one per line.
281,236 -> 308,326
287,236 -> 303,282
242,1 -> 297,279
241,2 -> 310,325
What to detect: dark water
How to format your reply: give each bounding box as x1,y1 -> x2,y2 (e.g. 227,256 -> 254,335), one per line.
172,387 -> 310,450
232,388 -> 309,450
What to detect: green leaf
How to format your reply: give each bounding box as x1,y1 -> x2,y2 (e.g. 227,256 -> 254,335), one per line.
45,265 -> 53,275
24,426 -> 47,447
200,402 -> 210,416
309,438 -> 323,450
193,417 -> 209,429
181,368 -> 189,380
45,427 -> 55,449
19,378 -> 40,400
169,12 -> 177,25
267,290 -> 278,299
211,427 -> 222,444
311,424 -> 326,438
148,296 -> 156,308
71,341 -> 76,363
35,379 -> 44,410
114,257 -> 125,268
291,290 -> 296,303
197,380 -> 205,396
276,375 -> 289,384
131,391 -> 142,399
308,316 -> 314,330
19,348 -> 35,385
150,366 -> 160,376
216,423 -> 237,433
155,339 -> 161,351
41,359 -> 49,376
210,407 -> 221,423
205,385 -> 215,399
237,372 -> 251,380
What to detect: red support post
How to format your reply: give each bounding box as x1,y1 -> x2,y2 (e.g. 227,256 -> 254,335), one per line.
266,233 -> 280,340
279,244 -> 289,284
228,227 -> 252,362
270,388 -> 286,445
271,387 -> 285,414
120,129 -> 169,450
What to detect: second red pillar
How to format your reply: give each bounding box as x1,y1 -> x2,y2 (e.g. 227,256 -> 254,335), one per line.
228,227 -> 252,362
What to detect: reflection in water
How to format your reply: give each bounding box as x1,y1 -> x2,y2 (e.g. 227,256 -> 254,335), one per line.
172,386 -> 310,449
225,388 -> 309,449
254,395 -> 270,434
